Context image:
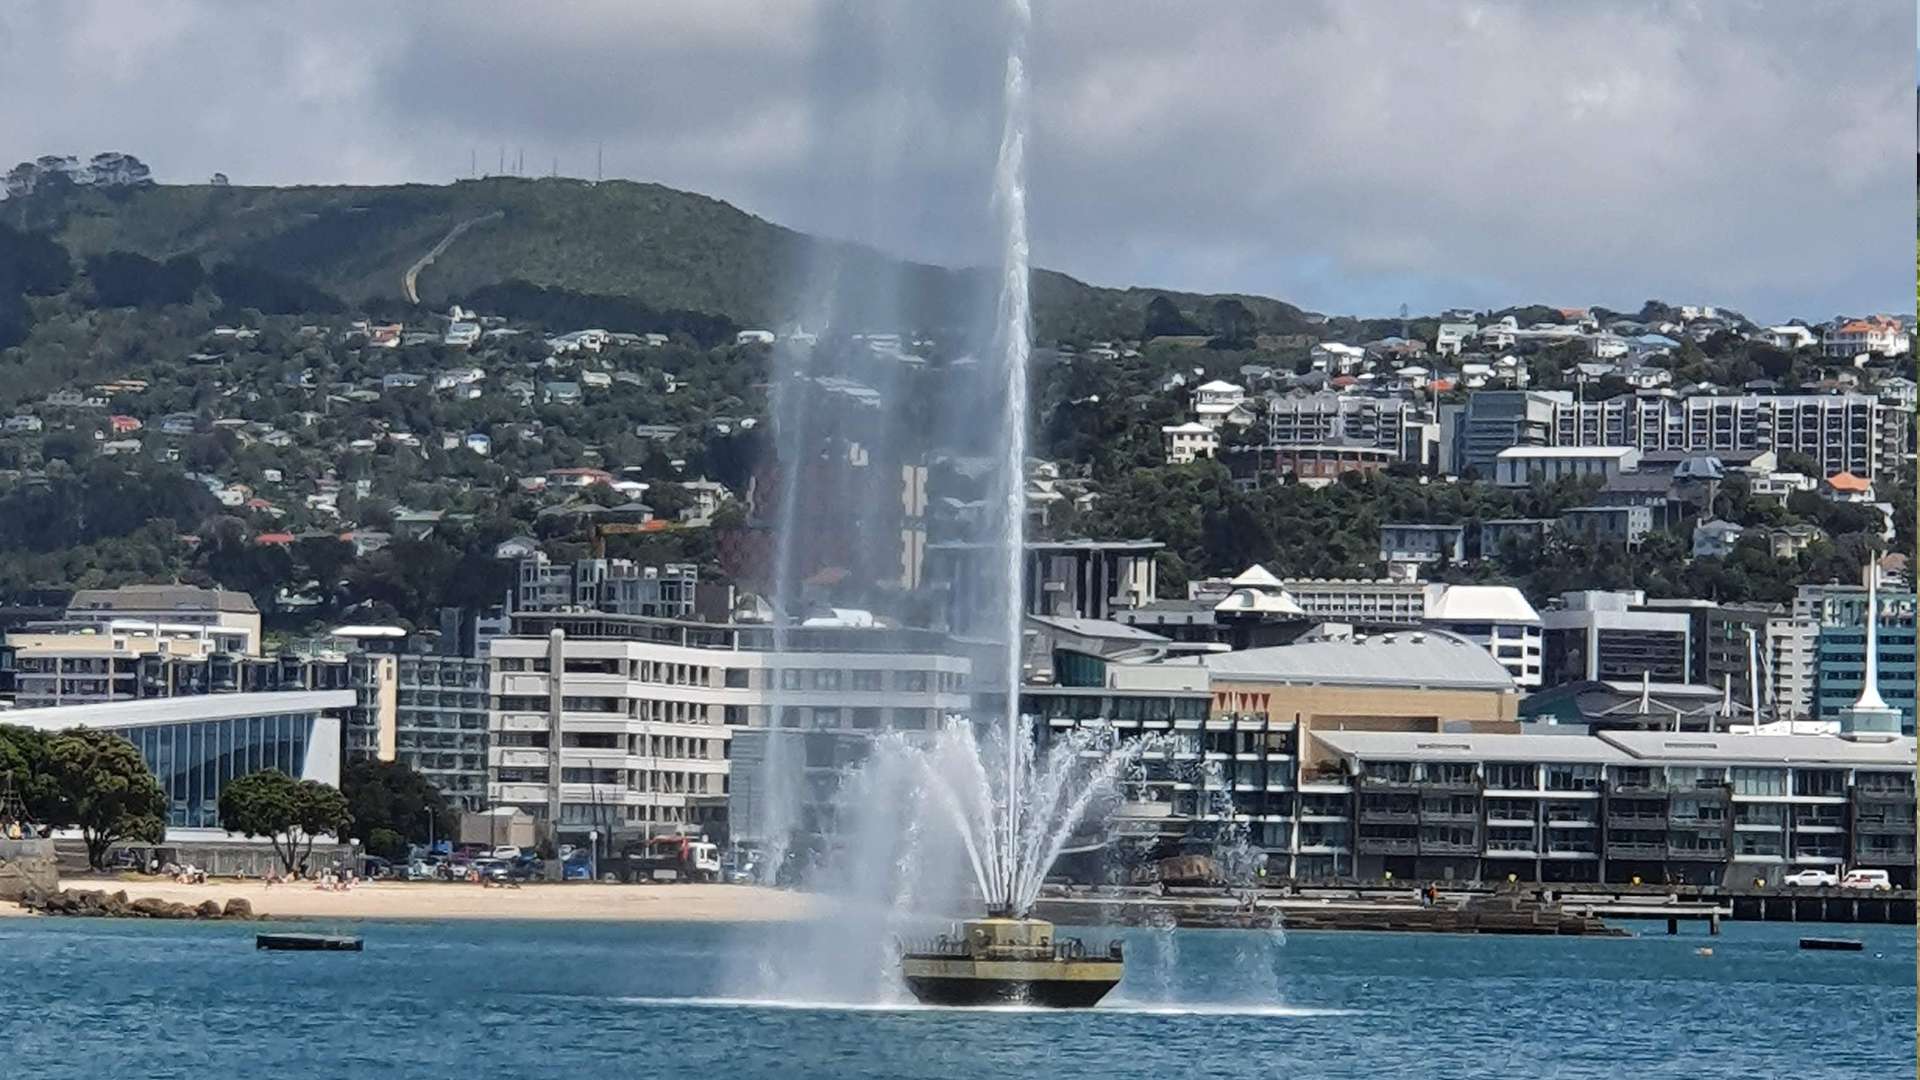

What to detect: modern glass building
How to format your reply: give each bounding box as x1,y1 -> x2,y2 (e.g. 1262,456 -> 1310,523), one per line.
1814,591 -> 1917,736
3,691 -> 353,831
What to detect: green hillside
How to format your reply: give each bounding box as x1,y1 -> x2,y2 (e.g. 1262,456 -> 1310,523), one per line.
3,176 -> 1315,342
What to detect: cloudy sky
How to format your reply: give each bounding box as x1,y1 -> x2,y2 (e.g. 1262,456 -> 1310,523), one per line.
1,1 -> 1911,321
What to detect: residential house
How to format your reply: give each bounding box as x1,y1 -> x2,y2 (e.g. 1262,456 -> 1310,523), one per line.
1690,519 -> 1746,559
1435,322 -> 1477,356
1161,422 -> 1220,464
1557,505 -> 1652,546
1823,317 -> 1908,359
1822,472 -> 1875,504
1379,523 -> 1467,567
443,321 -> 482,348
3,415 -> 43,434
1758,325 -> 1818,351
542,381 -> 582,405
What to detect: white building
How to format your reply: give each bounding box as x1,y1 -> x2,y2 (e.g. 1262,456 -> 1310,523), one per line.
1758,325 -> 1817,351
1492,445 -> 1639,488
1421,584 -> 1543,688
1823,317 -> 1909,359
1161,421 -> 1220,464
486,615 -> 971,841
1435,322 -> 1477,357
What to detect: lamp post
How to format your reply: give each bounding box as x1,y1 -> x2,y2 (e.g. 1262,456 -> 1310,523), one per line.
588,829 -> 599,881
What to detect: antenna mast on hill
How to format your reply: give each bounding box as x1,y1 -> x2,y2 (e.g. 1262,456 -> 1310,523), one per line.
597,142 -> 603,184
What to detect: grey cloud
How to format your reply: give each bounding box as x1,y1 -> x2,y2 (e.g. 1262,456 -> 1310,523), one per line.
0,0 -> 1909,320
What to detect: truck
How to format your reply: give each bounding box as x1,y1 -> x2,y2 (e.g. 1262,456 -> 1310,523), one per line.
613,835 -> 722,883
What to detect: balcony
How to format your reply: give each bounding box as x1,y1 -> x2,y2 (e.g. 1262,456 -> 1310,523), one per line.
1853,816 -> 1917,835
1606,813 -> 1667,830
1419,839 -> 1481,856
1355,836 -> 1419,856
1605,841 -> 1669,859
1358,775 -> 1420,791
1357,809 -> 1418,825
1420,809 -> 1481,825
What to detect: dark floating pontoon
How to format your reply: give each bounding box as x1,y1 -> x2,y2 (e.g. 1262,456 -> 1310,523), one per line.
1797,937 -> 1864,952
256,933 -> 363,952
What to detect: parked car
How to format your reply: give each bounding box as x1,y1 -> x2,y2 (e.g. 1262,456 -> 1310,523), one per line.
488,845 -> 523,861
1839,869 -> 1893,892
1781,868 -> 1839,888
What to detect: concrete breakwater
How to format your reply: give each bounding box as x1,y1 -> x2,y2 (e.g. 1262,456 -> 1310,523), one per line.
19,887 -> 256,920
0,839 -> 58,902
1033,890 -> 1625,936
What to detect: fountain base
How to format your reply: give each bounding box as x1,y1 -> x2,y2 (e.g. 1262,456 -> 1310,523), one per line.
900,917 -> 1123,1008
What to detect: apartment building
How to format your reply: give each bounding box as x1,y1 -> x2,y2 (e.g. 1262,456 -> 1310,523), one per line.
1541,591 -> 1694,685
1280,578 -> 1428,625
1265,393 -> 1422,457
1312,729 -> 1916,886
517,554 -> 706,619
61,585 -> 261,655
488,611 -> 972,846
1547,392 -> 1901,479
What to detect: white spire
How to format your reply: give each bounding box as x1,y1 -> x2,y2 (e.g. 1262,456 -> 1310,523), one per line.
1852,561 -> 1890,711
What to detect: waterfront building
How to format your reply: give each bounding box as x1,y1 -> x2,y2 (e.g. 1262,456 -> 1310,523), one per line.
490,610 -> 971,849
1,691 -> 354,832
1310,728 -> 1915,887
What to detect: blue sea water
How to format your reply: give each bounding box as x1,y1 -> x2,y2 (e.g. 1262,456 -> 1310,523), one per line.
1,916 -> 1911,1079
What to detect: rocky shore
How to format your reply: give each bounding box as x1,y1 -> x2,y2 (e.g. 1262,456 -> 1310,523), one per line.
18,887 -> 256,920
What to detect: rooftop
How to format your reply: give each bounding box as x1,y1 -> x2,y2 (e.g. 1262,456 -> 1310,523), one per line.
1314,730 -> 1629,765
1194,629 -> 1516,692
67,585 -> 258,615
1424,584 -> 1541,625
1495,445 -> 1638,460
2,691 -> 357,731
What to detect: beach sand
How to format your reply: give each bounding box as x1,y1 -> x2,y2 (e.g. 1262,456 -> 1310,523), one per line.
2,878 -> 824,923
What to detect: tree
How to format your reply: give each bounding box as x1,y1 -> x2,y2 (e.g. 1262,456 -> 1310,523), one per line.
1142,295 -> 1201,339
0,724 -> 60,823
218,770 -> 352,875
340,758 -> 455,851
43,729 -> 168,869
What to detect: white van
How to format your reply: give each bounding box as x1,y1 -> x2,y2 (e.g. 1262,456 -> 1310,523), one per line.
1839,869 -> 1892,892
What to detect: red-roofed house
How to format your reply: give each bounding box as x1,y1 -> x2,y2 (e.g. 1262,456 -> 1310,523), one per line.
108,415 -> 142,434
1822,316 -> 1909,359
254,531 -> 295,547
1821,471 -> 1875,503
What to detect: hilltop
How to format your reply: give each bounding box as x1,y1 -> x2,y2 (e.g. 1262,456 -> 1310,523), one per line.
2,175 -> 1319,344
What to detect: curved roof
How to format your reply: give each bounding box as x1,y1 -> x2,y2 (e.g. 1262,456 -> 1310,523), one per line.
1198,629 -> 1517,692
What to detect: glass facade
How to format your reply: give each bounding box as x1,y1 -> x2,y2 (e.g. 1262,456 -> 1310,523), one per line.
108,714 -> 312,828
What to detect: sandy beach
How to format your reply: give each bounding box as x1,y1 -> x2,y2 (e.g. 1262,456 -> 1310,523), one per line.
3,878 -> 825,923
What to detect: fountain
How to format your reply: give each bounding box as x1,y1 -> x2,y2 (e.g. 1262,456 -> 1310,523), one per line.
740,0 -> 1136,1008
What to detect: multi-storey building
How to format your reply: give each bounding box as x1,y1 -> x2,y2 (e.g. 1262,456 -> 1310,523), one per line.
1541,591 -> 1694,686
1265,393 -> 1422,457
1813,590 -> 1917,736
1546,392 -> 1900,479
1280,578 -> 1428,625
1442,390 -> 1560,477
517,555 -> 704,619
61,585 -> 262,655
489,610 -> 972,849
1312,728 -> 1915,886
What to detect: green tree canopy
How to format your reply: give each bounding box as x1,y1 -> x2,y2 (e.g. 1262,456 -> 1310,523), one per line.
43,729 -> 168,868
340,758 -> 456,851
218,769 -> 352,874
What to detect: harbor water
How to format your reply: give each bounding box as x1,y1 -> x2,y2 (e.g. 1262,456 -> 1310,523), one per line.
2,918 -> 1910,1079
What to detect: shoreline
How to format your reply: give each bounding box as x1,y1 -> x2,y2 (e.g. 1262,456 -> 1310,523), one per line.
1,878 -> 826,923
